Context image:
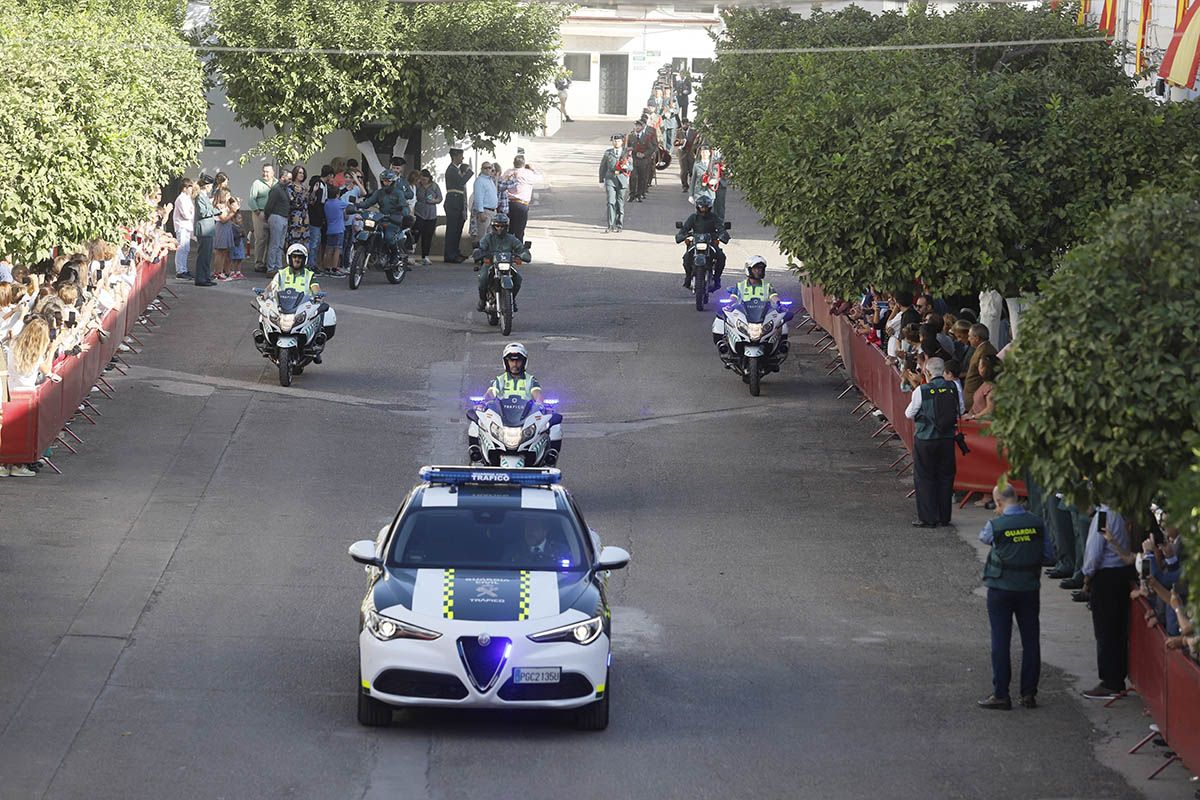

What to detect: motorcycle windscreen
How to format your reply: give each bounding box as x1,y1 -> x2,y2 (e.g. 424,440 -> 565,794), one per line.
495,395 -> 534,427
277,288 -> 304,313
741,299 -> 769,324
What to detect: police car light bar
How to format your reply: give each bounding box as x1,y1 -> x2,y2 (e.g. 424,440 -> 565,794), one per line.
419,465 -> 562,486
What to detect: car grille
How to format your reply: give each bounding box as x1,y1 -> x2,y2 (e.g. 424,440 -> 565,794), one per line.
496,672 -> 594,701
457,637 -> 511,692
373,668 -> 469,700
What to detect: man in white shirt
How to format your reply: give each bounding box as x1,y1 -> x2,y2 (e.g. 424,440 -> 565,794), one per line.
171,178 -> 197,279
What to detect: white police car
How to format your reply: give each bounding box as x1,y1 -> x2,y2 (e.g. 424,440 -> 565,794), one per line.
349,466 -> 630,730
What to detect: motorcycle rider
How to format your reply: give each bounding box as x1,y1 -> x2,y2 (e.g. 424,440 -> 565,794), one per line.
713,255 -> 789,356
353,169 -> 413,265
468,342 -> 563,466
675,195 -> 728,291
268,243 -> 337,358
472,213 -> 531,312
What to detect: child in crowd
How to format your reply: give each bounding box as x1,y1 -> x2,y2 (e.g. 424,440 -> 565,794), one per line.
323,185 -> 350,276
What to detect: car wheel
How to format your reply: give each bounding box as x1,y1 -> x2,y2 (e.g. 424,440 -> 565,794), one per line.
575,670 -> 610,731
357,675 -> 392,727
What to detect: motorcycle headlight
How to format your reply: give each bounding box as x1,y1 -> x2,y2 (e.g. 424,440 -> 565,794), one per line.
501,426 -> 523,448
278,313 -> 295,331
747,323 -> 764,340
735,319 -> 748,334
520,424 -> 537,443
762,320 -> 775,335
527,615 -> 603,645
696,242 -> 709,251
489,422 -> 504,440
362,595 -> 441,641
293,310 -> 308,327
363,218 -> 376,230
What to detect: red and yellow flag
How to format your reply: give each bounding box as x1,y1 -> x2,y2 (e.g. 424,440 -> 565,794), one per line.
1136,0 -> 1152,72
1161,0 -> 1200,88
1077,0 -> 1092,27
1098,0 -> 1119,35
1179,0 -> 1189,29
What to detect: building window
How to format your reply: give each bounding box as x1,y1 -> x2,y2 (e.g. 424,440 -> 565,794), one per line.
690,57 -> 713,74
564,53 -> 591,82
671,57 -> 688,73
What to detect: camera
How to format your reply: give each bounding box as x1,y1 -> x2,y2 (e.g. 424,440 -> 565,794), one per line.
954,432 -> 970,456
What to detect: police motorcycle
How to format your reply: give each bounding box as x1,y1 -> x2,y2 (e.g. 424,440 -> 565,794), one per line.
252,245 -> 336,387
478,243 -> 532,336
712,281 -> 793,397
347,210 -> 411,289
465,394 -> 562,468
675,219 -> 732,311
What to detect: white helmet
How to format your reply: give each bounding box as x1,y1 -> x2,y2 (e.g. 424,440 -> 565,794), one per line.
286,243 -> 308,267
745,255 -> 767,277
502,342 -> 528,364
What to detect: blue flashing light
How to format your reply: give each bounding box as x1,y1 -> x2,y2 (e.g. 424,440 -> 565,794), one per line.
719,296 -> 735,304
419,465 -> 562,487
543,398 -> 560,406
468,395 -> 485,403
503,643 -> 512,660
560,558 -> 572,569
779,300 -> 794,306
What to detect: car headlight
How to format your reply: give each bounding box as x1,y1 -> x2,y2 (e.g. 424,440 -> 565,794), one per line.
527,615 -> 604,646
520,424 -> 537,443
747,323 -> 764,340
362,595 -> 441,641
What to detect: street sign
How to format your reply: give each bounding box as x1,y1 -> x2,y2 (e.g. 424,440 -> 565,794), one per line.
203,138 -> 226,148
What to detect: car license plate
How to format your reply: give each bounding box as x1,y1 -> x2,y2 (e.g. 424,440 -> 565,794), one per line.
513,667 -> 561,684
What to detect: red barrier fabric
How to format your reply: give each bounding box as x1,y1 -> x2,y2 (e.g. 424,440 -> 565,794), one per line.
1166,645 -> 1200,774
0,257 -> 166,464
802,283 -> 1018,492
1129,597 -> 1171,740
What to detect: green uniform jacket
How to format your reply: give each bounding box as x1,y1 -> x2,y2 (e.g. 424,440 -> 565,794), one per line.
359,185 -> 412,221
983,510 -> 1047,592
675,211 -> 726,243
599,148 -> 630,188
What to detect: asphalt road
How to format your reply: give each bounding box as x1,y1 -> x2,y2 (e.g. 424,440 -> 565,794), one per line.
0,121 -> 1138,799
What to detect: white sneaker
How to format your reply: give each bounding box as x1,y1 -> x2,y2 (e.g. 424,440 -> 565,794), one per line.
422,257 -> 432,266
8,464 -> 35,477
0,465 -> 10,477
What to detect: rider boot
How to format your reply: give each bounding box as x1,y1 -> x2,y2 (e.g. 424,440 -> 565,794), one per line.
682,256 -> 694,290
545,439 -> 562,467
477,290 -> 487,312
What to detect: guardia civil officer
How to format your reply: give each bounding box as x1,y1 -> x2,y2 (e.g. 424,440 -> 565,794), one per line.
977,482 -> 1052,710
442,148 -> 473,262
903,356 -> 963,527
599,134 -> 630,233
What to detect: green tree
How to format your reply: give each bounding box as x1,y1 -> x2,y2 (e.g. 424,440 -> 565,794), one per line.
206,0 -> 569,163
698,4 -> 1200,297
990,184 -> 1200,519
0,1 -> 207,260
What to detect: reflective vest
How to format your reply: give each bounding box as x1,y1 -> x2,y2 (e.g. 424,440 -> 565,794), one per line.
493,372 -> 535,400
276,268 -> 313,294
915,378 -> 959,440
982,511 -> 1046,592
737,280 -> 773,302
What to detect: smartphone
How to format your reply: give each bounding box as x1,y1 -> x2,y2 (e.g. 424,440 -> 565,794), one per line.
1097,510 -> 1108,532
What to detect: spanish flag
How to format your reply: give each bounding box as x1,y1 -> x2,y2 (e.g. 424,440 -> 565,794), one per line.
1136,0 -> 1152,72
1161,0 -> 1200,88
1078,0 -> 1092,26
1098,0 -> 1119,35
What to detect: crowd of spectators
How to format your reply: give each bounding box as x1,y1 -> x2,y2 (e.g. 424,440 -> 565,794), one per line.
0,196 -> 176,476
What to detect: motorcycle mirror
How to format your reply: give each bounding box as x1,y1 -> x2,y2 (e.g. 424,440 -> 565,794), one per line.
315,291 -> 327,299
253,288 -> 264,295
675,221 -> 683,229
724,222 -> 732,230
523,241 -> 532,249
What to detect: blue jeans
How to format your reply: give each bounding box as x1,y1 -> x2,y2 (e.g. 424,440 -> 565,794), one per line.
307,225 -> 323,267
175,229 -> 192,275
267,214 -> 288,271
987,587 -> 1041,699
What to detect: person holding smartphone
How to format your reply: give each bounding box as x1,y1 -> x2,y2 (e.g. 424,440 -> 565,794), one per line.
1080,505 -> 1136,699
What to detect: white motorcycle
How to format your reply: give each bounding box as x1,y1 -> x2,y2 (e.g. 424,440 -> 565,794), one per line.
712,292 -> 793,396
466,394 -> 562,467
252,287 -> 336,387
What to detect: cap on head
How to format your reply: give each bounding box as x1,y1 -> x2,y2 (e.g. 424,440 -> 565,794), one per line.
449,147 -> 464,156
390,156 -> 407,167
198,173 -> 214,187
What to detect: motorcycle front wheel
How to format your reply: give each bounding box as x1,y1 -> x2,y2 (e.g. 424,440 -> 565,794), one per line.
748,355 -> 761,397
499,288 -> 513,335
278,348 -> 293,387
349,247 -> 367,290
694,266 -> 708,311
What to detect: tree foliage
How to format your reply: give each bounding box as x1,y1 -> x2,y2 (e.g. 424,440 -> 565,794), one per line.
990,183 -> 1200,518
699,4 -> 1200,297
1164,437 -> 1200,623
207,0 -> 569,162
0,0 -> 207,260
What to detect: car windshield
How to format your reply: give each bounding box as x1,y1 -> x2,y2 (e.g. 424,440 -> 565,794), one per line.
488,395 -> 532,427
277,288 -> 304,313
387,506 -> 589,571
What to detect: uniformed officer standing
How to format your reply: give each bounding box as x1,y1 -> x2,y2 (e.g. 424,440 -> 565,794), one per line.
599,134 -> 630,233
977,483 -> 1052,710
676,120 -> 699,193
442,148 -> 473,262
629,119 -> 656,202
691,144 -> 728,222
903,356 -> 962,527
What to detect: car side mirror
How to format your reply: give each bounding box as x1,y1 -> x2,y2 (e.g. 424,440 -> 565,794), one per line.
724,222 -> 732,230
675,221 -> 683,229
596,546 -> 630,571
348,540 -> 382,567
